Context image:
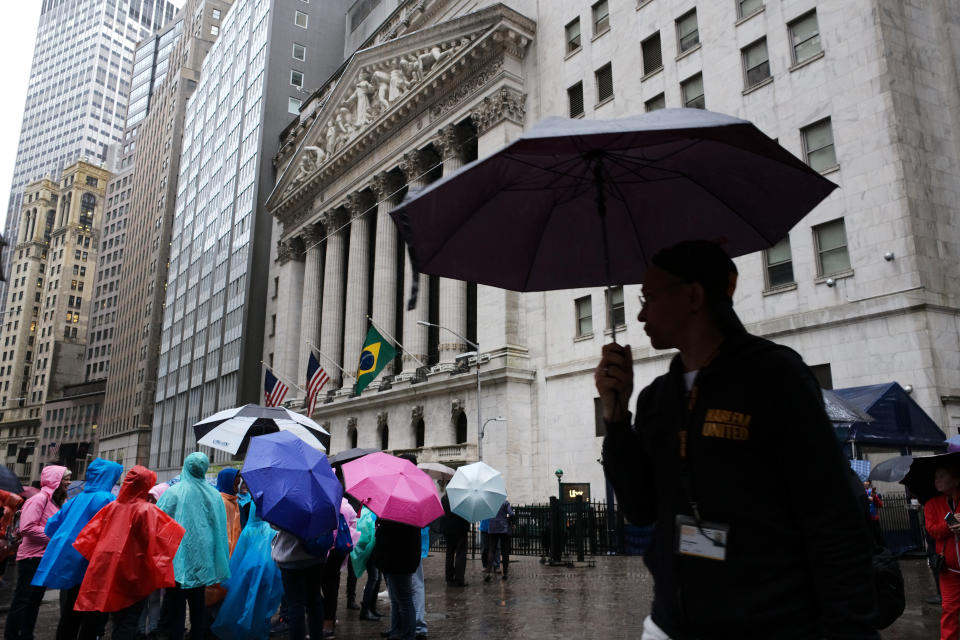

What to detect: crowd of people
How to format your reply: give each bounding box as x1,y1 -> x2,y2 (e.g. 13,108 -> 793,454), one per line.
0,450 -> 513,640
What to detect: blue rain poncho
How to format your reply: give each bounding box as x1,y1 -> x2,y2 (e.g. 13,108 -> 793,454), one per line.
350,507 -> 377,579
157,452 -> 231,588
32,458 -> 123,589
211,504 -> 284,640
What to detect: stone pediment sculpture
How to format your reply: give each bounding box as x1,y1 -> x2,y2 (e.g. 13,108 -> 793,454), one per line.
268,4 -> 535,216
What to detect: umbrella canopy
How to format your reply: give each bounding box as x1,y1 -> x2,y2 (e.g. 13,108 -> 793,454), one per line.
901,451 -> 960,504
391,108 -> 836,295
241,431 -> 342,539
0,465 -> 23,494
822,389 -> 874,425
946,435 -> 960,453
869,456 -> 914,483
418,462 -> 456,481
193,404 -> 329,456
341,452 -> 443,527
445,461 -> 507,523
327,447 -> 380,467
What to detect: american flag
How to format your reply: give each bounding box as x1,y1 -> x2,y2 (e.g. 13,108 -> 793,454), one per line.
306,352 -> 330,417
264,369 -> 288,407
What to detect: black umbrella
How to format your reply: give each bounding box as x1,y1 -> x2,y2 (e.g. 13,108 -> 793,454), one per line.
868,455 -> 913,483
0,465 -> 23,494
391,109 -> 836,304
193,404 -> 330,456
901,452 -> 960,504
327,447 -> 380,467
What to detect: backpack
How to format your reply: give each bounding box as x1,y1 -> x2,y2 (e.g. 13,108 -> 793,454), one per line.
303,529 -> 335,558
870,546 -> 905,630
326,513 -> 353,566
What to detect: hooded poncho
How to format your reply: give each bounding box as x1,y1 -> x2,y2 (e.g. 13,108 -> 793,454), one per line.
72,465 -> 185,612
210,504 -> 284,640
217,467 -> 242,554
157,452 -> 231,588
32,458 -> 123,589
17,464 -> 69,560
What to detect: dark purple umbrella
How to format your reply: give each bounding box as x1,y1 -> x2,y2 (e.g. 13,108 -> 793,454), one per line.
901,452 -> 960,504
391,108 -> 836,299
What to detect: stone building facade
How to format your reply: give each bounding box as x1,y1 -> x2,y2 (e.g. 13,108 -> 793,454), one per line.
263,0 -> 960,503
0,160 -> 109,482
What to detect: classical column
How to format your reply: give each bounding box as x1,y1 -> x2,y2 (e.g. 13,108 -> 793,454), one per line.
399,149 -> 431,372
470,88 -> 528,363
298,224 -> 324,394
319,210 -> 348,388
370,171 -> 400,376
275,239 -> 305,395
342,192 -> 373,382
434,125 -> 469,362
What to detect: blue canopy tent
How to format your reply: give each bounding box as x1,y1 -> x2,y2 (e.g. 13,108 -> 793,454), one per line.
832,382 -> 946,449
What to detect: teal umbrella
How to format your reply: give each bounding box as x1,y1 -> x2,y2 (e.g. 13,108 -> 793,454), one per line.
446,461 -> 506,523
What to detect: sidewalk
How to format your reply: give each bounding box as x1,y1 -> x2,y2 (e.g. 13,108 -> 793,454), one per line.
0,553 -> 941,638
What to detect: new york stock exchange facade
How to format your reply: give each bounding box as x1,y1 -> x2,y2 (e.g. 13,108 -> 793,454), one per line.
265,2 -> 642,503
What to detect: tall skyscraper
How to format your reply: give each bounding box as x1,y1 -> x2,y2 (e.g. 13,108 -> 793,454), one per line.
98,0 -> 234,469
149,0 -> 349,473
2,0 -> 177,310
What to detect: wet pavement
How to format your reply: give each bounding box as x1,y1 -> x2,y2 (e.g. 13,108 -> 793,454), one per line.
0,553 -> 942,638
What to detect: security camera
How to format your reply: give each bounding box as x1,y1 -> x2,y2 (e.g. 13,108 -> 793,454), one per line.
883,252 -> 895,261
825,278 -> 835,287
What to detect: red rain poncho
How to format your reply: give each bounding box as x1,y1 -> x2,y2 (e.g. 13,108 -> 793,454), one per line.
72,465 -> 185,612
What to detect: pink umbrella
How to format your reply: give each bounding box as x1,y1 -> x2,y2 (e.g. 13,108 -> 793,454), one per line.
341,452 -> 443,528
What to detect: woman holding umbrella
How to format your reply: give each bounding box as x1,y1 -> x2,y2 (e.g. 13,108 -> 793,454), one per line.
924,460 -> 960,639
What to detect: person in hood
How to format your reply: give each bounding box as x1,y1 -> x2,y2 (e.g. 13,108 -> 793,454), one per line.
32,458 -> 123,639
0,489 -> 24,581
156,452 -> 230,640
206,467 -> 243,610
211,502 -> 284,640
72,465 -> 184,637
597,240 -> 878,639
4,464 -> 70,640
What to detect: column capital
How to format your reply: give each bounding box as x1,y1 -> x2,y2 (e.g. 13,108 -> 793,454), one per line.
301,223 -> 324,246
398,149 -> 432,184
433,124 -> 467,163
470,86 -> 527,136
276,238 -> 304,264
319,209 -> 348,234
370,171 -> 400,202
345,192 -> 372,221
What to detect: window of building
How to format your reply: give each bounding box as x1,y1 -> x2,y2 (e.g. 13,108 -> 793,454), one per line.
801,118 -> 837,172
742,38 -> 770,88
641,32 -> 662,76
210,25 -> 219,36
645,93 -> 666,112
575,295 -> 592,337
212,8 -> 221,19
294,10 -> 308,28
565,18 -> 581,54
292,43 -> 306,61
738,0 -> 763,19
789,11 -> 821,65
676,10 -> 700,54
681,73 -> 705,109
814,219 -> 850,277
605,286 -> 625,329
592,0 -> 609,36
85,176 -> 97,187
568,81 -> 584,118
290,70 -> 304,89
809,363 -> 833,389
288,97 -> 302,114
595,63 -> 614,103
765,236 -> 794,288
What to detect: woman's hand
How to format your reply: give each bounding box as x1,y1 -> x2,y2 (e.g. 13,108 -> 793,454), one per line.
595,343 -> 634,424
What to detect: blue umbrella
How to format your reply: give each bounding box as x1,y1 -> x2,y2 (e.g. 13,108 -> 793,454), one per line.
241,431 -> 342,539
0,465 -> 22,494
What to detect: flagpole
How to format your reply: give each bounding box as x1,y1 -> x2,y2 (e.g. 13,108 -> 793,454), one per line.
260,361 -> 307,393
366,315 -> 427,369
306,341 -> 357,381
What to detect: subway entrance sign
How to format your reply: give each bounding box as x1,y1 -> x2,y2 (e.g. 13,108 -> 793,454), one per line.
560,482 -> 590,503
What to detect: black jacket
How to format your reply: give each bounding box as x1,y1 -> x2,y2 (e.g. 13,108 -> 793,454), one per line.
373,519 -> 421,575
438,494 -> 470,539
603,331 -> 878,639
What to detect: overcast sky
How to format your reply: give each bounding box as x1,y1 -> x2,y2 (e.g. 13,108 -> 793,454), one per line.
0,1 -> 187,233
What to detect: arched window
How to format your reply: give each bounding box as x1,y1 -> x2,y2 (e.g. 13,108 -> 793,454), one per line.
415,418 -> 425,448
378,423 -> 389,450
348,427 -> 358,449
456,412 -> 467,444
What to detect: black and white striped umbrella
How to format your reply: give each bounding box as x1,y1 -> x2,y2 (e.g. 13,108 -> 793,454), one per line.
193,404 -> 329,455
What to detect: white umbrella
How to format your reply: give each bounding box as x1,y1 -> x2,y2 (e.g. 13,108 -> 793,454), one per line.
193,404 -> 329,455
418,462 -> 456,481
446,461 -> 506,523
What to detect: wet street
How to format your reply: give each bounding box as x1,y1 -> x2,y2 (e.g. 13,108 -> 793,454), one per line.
0,554 -> 942,638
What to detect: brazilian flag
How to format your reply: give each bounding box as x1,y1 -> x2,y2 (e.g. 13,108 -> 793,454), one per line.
355,325 -> 397,395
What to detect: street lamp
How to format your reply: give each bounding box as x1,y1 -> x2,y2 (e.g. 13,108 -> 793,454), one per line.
555,468 -> 564,501
480,416 -> 506,450
417,320 -> 484,459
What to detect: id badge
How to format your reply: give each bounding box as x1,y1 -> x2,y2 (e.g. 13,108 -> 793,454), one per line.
675,514 -> 729,561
